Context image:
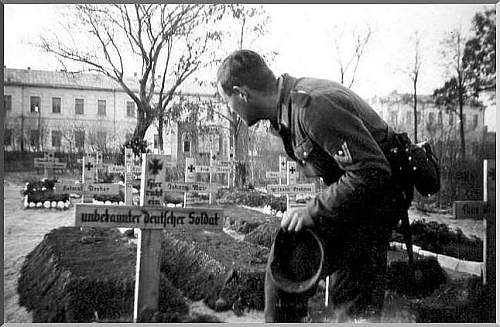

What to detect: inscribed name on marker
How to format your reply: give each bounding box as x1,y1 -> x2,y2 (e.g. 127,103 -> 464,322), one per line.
266,183 -> 316,194
75,204 -> 223,231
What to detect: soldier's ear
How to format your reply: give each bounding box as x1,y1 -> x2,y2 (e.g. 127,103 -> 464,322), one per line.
233,86 -> 249,102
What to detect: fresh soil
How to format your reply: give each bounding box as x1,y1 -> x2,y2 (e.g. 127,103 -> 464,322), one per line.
161,229 -> 269,313
392,219 -> 483,261
4,174 -> 492,323
222,204 -> 280,234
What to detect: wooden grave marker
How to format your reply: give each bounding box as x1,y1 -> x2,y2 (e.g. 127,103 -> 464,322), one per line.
266,161 -> 316,209
82,154 -> 97,203
55,153 -> 121,202
34,151 -> 67,179
183,157 -> 223,206
482,159 -> 495,295
279,155 -> 287,185
74,153 -> 223,322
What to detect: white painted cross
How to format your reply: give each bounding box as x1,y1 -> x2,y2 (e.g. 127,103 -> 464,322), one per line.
82,154 -> 98,203
266,161 -> 316,209
74,153 -> 224,322
183,157 -> 222,206
55,153 -> 120,202
279,155 -> 287,185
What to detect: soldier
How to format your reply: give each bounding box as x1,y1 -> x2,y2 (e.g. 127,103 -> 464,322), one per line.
216,50 -> 407,322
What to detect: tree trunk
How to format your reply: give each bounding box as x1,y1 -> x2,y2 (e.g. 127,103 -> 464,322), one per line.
413,80 -> 418,143
133,106 -> 154,141
20,115 -> 25,152
235,122 -> 249,188
158,117 -> 164,153
458,94 -> 466,159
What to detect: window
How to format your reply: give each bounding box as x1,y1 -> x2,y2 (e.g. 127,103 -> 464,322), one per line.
75,98 -> 84,115
126,101 -> 135,117
406,111 -> 412,125
97,131 -> 107,143
428,112 -> 435,125
4,129 -> 12,146
98,100 -> 106,116
473,114 -> 478,129
449,113 -> 454,126
154,134 -> 160,149
391,112 -> 398,125
30,96 -> 41,113
438,111 -> 443,126
183,140 -> 191,153
4,95 -> 12,112
52,97 -> 61,113
52,130 -> 62,147
75,130 -> 85,148
30,129 -> 39,148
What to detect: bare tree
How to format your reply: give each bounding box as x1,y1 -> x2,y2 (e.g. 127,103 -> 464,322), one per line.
40,4 -> 225,145
434,28 -> 468,159
408,31 -> 423,143
331,24 -> 373,88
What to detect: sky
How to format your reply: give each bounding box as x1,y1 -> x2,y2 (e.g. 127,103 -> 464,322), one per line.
3,3 -> 496,130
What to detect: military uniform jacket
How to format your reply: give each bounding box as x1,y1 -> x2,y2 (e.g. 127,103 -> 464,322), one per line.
274,74 -> 400,226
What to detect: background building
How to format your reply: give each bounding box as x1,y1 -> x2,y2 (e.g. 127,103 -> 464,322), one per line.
3,67 -> 230,165
367,91 -> 490,158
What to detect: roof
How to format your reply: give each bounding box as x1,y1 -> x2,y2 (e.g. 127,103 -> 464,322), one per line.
3,67 -> 217,97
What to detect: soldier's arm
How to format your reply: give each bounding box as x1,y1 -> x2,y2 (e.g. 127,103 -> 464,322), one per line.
300,93 -> 392,223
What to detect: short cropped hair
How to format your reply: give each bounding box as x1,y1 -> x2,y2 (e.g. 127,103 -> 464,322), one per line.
217,50 -> 276,96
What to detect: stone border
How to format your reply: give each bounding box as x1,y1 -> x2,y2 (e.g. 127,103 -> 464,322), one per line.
389,241 -> 484,276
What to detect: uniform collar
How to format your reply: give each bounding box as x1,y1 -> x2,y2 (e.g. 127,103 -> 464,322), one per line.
276,74 -> 297,132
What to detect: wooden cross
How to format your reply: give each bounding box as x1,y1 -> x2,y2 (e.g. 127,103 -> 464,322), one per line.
184,158 -> 222,206
75,153 -> 224,322
33,151 -> 67,179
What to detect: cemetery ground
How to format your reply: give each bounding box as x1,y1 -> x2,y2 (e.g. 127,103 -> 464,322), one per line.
3,170 -> 490,323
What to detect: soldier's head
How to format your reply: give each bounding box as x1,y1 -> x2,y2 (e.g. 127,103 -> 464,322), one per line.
217,50 -> 277,126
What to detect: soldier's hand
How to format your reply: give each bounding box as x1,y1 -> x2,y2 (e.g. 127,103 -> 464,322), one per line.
281,207 -> 314,232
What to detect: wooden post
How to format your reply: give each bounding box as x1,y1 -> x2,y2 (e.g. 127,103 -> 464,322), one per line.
124,148 -> 134,206
209,151 -> 215,205
95,152 -> 103,182
279,155 -> 287,186
134,154 -> 167,322
482,159 -> 495,321
74,203 -> 223,323
184,157 -> 196,207
286,161 -> 298,210
44,151 -> 55,180
82,154 -> 96,203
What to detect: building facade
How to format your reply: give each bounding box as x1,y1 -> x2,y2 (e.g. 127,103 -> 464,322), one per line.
367,91 -> 487,144
3,67 -> 229,164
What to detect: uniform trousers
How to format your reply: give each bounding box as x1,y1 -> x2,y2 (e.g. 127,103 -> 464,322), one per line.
264,219 -> 392,322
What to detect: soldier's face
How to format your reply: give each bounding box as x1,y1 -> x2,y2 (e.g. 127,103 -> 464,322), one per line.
217,82 -> 259,126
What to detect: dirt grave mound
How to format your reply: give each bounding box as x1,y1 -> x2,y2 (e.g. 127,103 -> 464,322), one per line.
17,227 -> 187,322
17,223 -> 271,322
161,229 -> 269,313
244,220 -> 281,248
222,204 -> 279,234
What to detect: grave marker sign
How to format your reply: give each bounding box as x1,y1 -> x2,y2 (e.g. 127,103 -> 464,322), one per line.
74,152 -> 223,322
